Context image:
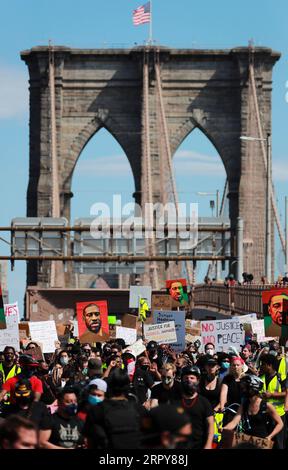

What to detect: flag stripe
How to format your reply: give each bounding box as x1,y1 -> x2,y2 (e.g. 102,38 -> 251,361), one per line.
133,2 -> 151,25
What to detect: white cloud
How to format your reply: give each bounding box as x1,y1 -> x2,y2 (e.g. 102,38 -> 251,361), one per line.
273,161 -> 288,182
76,154 -> 131,176
0,65 -> 28,119
174,149 -> 225,176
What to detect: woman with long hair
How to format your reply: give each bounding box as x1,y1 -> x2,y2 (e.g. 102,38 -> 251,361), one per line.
219,356 -> 246,425
223,375 -> 283,442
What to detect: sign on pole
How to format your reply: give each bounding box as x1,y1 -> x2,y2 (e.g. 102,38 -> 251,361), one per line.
144,321 -> 177,345
153,310 -> 185,352
201,318 -> 245,352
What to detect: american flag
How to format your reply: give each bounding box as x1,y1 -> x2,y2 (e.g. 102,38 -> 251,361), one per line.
133,2 -> 151,25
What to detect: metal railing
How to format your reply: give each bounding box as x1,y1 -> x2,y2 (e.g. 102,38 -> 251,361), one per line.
193,284 -> 274,316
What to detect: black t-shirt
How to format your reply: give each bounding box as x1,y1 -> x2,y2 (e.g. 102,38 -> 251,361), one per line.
150,381 -> 182,404
2,401 -> 50,429
222,374 -> 242,406
177,395 -> 213,449
41,412 -> 84,448
133,368 -> 154,404
199,377 -> 221,408
83,399 -> 142,449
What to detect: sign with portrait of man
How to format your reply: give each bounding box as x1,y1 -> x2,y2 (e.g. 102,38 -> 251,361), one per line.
166,278 -> 189,309
262,289 -> 288,341
76,300 -> 109,344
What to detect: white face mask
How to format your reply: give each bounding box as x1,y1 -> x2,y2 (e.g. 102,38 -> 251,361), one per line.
206,349 -> 215,356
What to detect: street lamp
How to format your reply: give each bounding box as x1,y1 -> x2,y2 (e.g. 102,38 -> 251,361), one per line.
240,134 -> 272,283
197,190 -> 220,217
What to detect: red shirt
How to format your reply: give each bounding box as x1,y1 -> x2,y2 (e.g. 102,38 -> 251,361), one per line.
3,375 -> 43,403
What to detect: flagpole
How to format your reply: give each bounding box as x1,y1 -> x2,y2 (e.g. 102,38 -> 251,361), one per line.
149,0 -> 153,45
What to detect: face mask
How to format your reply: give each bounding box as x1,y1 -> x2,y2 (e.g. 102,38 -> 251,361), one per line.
21,368 -> 34,378
140,365 -> 149,371
206,349 -> 215,356
269,350 -> 277,357
162,376 -> 174,386
17,396 -> 32,406
82,368 -> 88,375
64,403 -> 78,416
206,373 -> 216,382
221,362 -> 230,370
60,357 -> 69,366
88,395 -> 103,406
182,381 -> 198,395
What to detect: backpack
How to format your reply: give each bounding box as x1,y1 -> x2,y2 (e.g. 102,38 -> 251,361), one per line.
101,399 -> 141,449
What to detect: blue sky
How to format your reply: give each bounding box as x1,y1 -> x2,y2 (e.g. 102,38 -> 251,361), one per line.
0,0 -> 288,316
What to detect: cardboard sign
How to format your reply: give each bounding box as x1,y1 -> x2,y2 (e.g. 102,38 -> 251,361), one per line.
152,295 -> 172,312
26,345 -> 44,361
185,319 -> 201,336
144,321 -> 177,345
233,432 -> 274,449
115,326 -> 137,346
121,314 -> 138,329
19,322 -> 30,340
0,314 -> 19,350
76,300 -> 109,344
153,310 -> 185,353
124,339 -> 146,357
201,319 -> 245,352
129,286 -> 152,309
29,320 -> 58,353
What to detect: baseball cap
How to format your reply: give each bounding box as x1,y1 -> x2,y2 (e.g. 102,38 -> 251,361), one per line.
205,356 -> 218,367
15,380 -> 32,398
89,378 -> 107,393
147,341 -> 158,351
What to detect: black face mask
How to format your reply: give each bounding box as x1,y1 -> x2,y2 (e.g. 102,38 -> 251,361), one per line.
16,396 -> 32,406
140,365 -> 150,371
182,381 -> 198,396
21,368 -> 34,378
206,373 -> 216,383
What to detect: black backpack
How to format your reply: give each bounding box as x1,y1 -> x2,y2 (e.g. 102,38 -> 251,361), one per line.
101,399 -> 141,449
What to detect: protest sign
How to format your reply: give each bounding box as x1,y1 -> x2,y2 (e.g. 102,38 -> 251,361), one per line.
129,286 -> 152,309
19,322 -> 30,341
121,314 -> 138,329
152,295 -> 172,312
251,320 -> 265,342
76,300 -> 109,344
201,319 -> 245,352
262,289 -> 288,340
144,321 -> 177,345
4,302 -> 20,322
25,344 -> 44,361
0,314 -> 19,350
166,279 -> 189,307
116,326 -> 137,346
153,310 -> 185,353
124,339 -> 146,357
233,432 -> 274,449
185,320 -> 201,336
29,320 -> 58,353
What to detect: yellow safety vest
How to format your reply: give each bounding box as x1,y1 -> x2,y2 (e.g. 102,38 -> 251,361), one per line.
0,363 -> 21,382
278,357 -> 287,382
0,363 -> 21,405
260,374 -> 285,417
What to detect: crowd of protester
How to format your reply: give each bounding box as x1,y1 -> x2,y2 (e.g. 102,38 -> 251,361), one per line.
0,333 -> 288,450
